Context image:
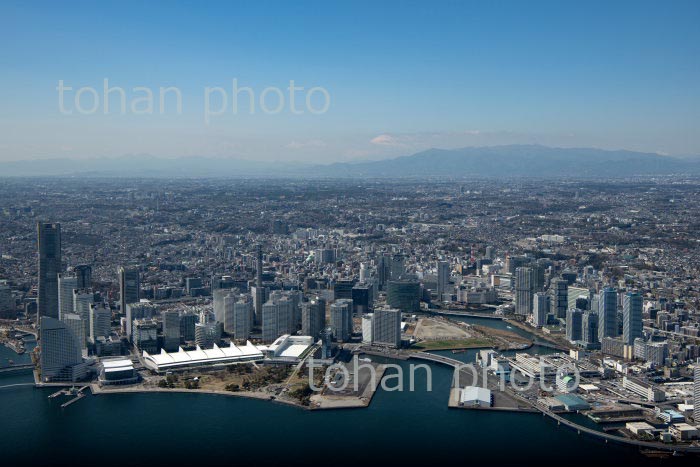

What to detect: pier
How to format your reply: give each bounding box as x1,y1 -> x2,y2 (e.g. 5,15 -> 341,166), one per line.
48,386 -> 90,409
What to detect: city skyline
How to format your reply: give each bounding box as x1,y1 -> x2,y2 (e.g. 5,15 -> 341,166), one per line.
3,2 -> 700,466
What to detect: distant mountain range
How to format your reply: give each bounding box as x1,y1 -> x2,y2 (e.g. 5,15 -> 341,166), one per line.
2,145 -> 699,178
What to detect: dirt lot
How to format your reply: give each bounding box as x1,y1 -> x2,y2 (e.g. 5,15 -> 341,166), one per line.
414,317 -> 473,341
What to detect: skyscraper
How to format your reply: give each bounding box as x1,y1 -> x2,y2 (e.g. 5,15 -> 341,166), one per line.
389,254 -> 405,280
333,279 -> 356,300
351,284 -> 372,315
437,260 -> 450,298
371,307 -> 401,348
598,287 -> 618,339
532,292 -> 549,327
118,267 -> 140,315
73,264 -> 92,289
126,300 -> 156,341
232,297 -> 253,341
37,222 -> 61,320
252,244 -> 267,325
72,289 -> 94,340
301,298 -> 326,339
330,299 -> 353,342
57,273 -> 77,320
162,309 -> 181,352
39,316 -> 86,382
61,312 -> 86,351
377,254 -> 391,290
0,282 -> 14,318
213,288 -> 229,324
623,292 -> 643,345
262,297 -> 294,343
694,361 -> 700,424
386,278 -> 420,312
514,267 -> 534,317
566,308 -> 583,342
89,303 -> 111,343
251,285 -> 269,326
582,311 -> 600,349
551,279 -> 568,319
256,243 -> 263,288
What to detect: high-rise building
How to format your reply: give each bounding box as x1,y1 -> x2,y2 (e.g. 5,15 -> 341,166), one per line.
133,319 -> 159,354
39,316 -> 87,382
315,248 -> 336,265
320,327 -> 333,359
551,279 -> 568,319
531,264 -> 546,292
89,303 -> 111,343
72,289 -> 94,340
57,273 -> 77,320
232,297 -> 253,341
37,222 -> 61,320
623,292 -> 643,345
61,312 -> 86,351
598,287 -> 618,339
532,292 -> 549,327
0,282 -> 14,318
333,279 -> 356,300
222,292 -> 236,334
351,284 -> 372,315
179,311 -> 198,342
694,361 -> 700,423
194,322 -> 220,349
213,288 -> 229,324
126,300 -> 156,341
581,311 -> 600,349
330,299 -> 353,342
567,287 -> 590,311
362,314 -> 373,344
359,263 -> 368,283
255,244 -> 263,287
506,255 -> 529,274
252,246 -> 266,326
162,309 -> 181,352
566,309 -> 583,342
386,278 -> 420,312
185,277 -> 203,295
251,286 -> 269,326
371,307 -> 401,348
118,267 -> 140,315
437,261 -> 450,297
301,298 -> 326,339
73,264 -> 92,289
389,254 -> 405,280
262,297 -> 294,343
514,267 -> 534,317
377,254 -> 391,290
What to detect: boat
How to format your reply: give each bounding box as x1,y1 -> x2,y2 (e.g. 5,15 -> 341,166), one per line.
358,357 -> 372,363
451,349 -> 466,354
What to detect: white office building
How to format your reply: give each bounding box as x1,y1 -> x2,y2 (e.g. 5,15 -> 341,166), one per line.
371,307 -> 401,348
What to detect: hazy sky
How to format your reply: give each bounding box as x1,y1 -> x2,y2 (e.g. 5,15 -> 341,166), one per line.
1,0 -> 699,163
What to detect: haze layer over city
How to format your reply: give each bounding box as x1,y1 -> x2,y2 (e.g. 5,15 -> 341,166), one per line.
2,1 -> 700,467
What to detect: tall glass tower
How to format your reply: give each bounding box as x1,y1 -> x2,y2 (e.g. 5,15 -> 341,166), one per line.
37,222 -> 61,320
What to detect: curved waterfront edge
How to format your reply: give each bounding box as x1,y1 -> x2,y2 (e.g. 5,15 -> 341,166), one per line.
406,351 -> 700,456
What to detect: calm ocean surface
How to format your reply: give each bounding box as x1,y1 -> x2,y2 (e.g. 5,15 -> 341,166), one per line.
0,323 -> 694,466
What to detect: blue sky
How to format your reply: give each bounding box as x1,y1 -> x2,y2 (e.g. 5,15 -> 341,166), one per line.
1,0 -> 699,162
